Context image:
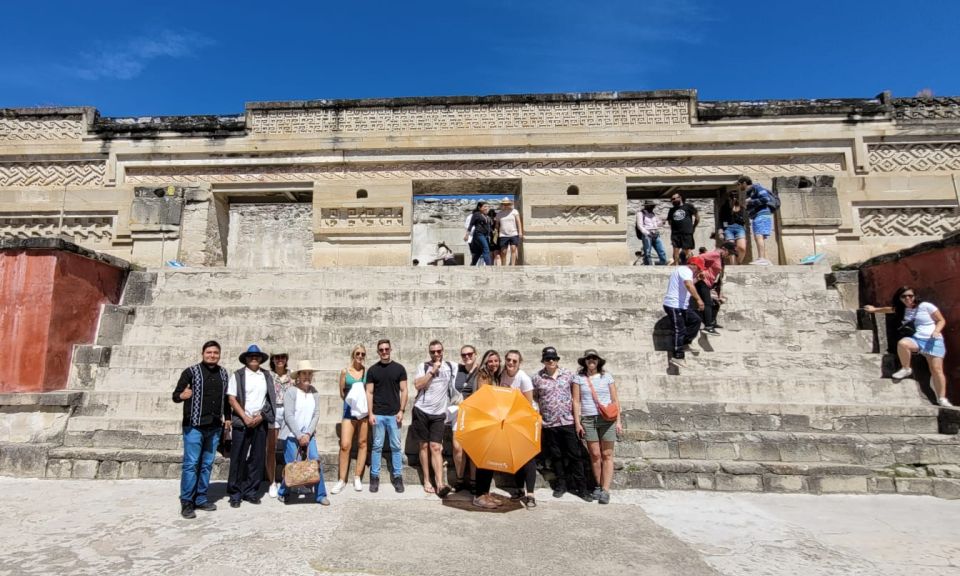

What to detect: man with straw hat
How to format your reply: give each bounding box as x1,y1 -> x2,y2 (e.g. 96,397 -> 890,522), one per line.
495,196 -> 523,266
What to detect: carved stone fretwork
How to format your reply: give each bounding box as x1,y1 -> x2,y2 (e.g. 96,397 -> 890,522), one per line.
868,143 -> 960,172
250,99 -> 689,134
859,207 -> 960,237
125,155 -> 843,185
0,161 -> 105,186
531,205 -> 618,226
0,213 -> 115,247
0,117 -> 85,141
321,207 -> 404,228
893,97 -> 960,122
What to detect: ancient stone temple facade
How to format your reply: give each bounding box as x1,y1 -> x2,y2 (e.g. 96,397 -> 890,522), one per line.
1,91 -> 958,267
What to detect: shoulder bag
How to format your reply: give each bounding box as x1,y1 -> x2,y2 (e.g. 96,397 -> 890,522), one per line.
585,375 -> 620,422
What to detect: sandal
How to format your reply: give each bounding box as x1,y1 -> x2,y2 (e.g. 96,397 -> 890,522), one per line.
437,485 -> 452,498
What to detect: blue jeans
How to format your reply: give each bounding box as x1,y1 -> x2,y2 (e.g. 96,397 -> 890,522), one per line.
277,436 -> 327,501
371,414 -> 403,478
470,235 -> 492,266
642,235 -> 668,265
180,425 -> 221,505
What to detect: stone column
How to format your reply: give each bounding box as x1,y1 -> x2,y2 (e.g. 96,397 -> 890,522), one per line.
521,176 -> 628,265
313,180 -> 412,266
775,176 -> 842,264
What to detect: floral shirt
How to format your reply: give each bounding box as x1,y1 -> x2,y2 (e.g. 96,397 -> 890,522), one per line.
272,372 -> 293,406
531,367 -> 576,428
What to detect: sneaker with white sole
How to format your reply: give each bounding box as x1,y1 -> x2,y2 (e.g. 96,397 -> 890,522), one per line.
354,477 -> 363,492
938,397 -> 954,407
669,356 -> 687,368
891,367 -> 913,380
268,483 -> 278,498
331,480 -> 346,494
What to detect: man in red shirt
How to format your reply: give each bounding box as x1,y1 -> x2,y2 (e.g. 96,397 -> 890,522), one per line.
697,242 -> 734,334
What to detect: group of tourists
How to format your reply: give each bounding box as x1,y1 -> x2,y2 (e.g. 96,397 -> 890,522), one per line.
463,197 -> 523,266
635,175 -> 778,266
173,339 -> 621,519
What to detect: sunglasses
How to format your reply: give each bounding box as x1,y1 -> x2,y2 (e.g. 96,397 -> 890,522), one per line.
505,358 -> 519,364
355,352 -> 366,358
430,349 -> 443,355
461,351 -> 475,358
378,347 -> 390,353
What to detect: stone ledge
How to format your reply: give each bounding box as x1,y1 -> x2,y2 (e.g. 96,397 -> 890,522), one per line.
0,238 -> 132,271
0,391 -> 82,408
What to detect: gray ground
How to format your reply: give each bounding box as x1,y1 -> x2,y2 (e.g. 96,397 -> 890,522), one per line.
2,478 -> 958,576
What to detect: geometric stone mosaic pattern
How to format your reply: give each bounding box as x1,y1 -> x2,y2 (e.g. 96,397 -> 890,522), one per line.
125,156 -> 844,184
0,161 -> 105,186
531,204 -> 618,225
0,117 -> 84,141
868,143 -> 960,173
859,207 -> 960,237
893,97 -> 960,121
321,206 -> 404,228
0,213 -> 115,246
251,99 -> 690,134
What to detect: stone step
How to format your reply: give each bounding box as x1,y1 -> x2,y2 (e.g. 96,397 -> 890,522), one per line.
27,446 -> 960,499
626,402 -> 943,434
144,266 -> 833,294
130,304 -> 856,327
616,429 -> 960,466
146,287 -> 842,309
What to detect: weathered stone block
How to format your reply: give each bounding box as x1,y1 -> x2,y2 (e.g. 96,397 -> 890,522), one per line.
866,416 -> 905,434
895,477 -> 934,496
139,461 -> 166,479
812,476 -> 868,494
859,444 -> 896,466
118,461 -> 140,479
664,473 -> 698,490
71,460 -> 99,479
45,459 -> 72,479
927,464 -> 960,478
870,476 -> 896,494
677,440 -> 706,459
833,417 -> 868,433
764,474 -> 805,493
704,442 -> 737,460
738,442 -> 781,462
932,478 -> 960,499
715,474 -> 763,492
695,474 -> 715,490
720,461 -> 765,475
639,441 -> 671,459
894,444 -> 940,465
818,443 -> 862,464
0,444 -> 50,477
779,441 -> 821,462
97,460 -> 120,479
779,415 -> 812,432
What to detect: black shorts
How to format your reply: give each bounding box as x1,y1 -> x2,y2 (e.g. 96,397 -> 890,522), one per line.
671,233 -> 695,249
412,407 -> 446,444
498,236 -> 520,250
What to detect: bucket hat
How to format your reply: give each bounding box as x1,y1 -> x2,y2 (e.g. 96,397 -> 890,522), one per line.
576,349 -> 606,371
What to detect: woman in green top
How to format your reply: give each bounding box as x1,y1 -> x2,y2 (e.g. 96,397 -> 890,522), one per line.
332,344 -> 370,494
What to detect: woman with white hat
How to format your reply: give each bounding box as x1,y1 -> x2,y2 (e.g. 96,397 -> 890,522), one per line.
277,359 -> 329,505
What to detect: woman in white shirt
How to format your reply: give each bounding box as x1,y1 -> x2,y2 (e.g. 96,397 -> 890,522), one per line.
277,360 -> 329,505
498,349 -> 538,508
864,286 -> 952,407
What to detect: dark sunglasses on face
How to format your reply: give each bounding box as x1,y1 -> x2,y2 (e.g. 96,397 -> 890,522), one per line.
461,352 -> 475,358
378,348 -> 390,353
355,352 -> 366,357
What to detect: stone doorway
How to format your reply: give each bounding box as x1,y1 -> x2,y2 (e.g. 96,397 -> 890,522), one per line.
411,179 -> 522,265
217,185 -> 314,269
627,181 -> 781,264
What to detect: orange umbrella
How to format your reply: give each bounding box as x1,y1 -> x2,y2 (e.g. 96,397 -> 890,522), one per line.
455,385 -> 541,474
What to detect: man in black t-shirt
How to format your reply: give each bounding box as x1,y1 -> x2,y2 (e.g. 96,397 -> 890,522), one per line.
365,338 -> 408,493
667,192 -> 699,265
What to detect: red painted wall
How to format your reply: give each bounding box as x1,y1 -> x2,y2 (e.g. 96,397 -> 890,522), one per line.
859,244 -> 960,400
0,249 -> 125,392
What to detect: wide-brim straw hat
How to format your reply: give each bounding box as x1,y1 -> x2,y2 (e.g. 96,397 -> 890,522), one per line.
238,344 -> 269,364
291,359 -> 319,377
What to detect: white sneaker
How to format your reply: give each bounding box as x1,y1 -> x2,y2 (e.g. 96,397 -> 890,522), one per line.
331,480 -> 346,494
268,483 -> 278,498
669,356 -> 687,368
938,397 -> 954,407
891,367 -> 913,380
354,477 -> 363,492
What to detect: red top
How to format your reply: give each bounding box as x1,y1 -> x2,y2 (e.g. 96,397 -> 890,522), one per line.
700,250 -> 725,287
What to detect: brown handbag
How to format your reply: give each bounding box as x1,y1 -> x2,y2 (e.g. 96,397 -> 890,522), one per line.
586,375 -> 620,422
283,446 -> 321,488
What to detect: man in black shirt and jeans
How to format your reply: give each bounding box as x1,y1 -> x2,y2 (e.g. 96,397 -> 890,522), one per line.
365,338 -> 408,493
667,192 -> 700,265
172,340 -> 230,519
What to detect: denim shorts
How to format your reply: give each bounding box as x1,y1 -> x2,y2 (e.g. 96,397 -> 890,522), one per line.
752,213 -> 773,237
723,224 -> 746,241
908,336 -> 946,358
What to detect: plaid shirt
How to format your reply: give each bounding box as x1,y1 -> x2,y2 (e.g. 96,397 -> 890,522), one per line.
532,367 -> 576,428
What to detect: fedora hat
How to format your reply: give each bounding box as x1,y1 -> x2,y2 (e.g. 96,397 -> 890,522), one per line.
500,197 -> 514,205
577,349 -> 606,371
238,344 -> 269,365
291,359 -> 318,377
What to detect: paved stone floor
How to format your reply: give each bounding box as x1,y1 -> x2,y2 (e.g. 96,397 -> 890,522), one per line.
2,478 -> 959,576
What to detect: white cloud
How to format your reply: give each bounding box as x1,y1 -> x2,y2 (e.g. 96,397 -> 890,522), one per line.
67,29 -> 214,81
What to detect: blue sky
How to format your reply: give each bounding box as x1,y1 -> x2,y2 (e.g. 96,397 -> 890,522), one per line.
2,0 -> 958,116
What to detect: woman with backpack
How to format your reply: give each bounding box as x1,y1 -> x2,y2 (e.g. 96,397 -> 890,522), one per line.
864,286 -> 952,407
739,176 -> 778,265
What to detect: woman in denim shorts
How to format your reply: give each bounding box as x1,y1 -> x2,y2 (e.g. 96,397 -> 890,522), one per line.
864,286 -> 952,407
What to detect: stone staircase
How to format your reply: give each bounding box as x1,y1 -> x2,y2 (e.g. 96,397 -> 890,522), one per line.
44,266 -> 960,498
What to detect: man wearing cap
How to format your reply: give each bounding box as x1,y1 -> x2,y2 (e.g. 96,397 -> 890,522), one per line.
663,258 -> 706,368
172,340 -> 230,519
495,197 -> 523,266
697,242 -> 734,334
636,201 -> 667,265
532,346 -> 591,501
226,344 -> 277,507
